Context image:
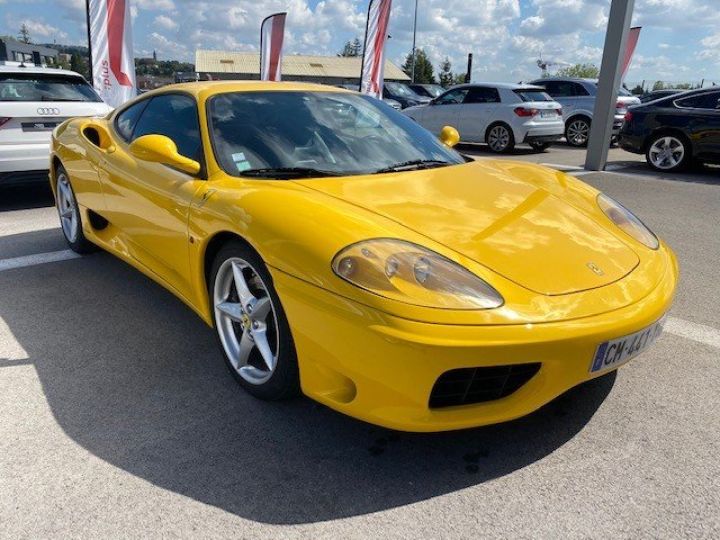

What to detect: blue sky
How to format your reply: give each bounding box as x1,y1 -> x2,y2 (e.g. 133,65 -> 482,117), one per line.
1,0 -> 718,86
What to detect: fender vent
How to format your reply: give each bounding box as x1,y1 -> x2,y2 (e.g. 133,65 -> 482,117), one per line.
429,363 -> 541,408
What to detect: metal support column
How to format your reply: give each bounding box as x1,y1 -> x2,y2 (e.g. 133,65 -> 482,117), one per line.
584,0 -> 635,171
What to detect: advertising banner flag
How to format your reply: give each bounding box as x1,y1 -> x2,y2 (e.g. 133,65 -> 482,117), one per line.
621,26 -> 641,79
87,0 -> 137,108
260,12 -> 287,81
360,0 -> 392,99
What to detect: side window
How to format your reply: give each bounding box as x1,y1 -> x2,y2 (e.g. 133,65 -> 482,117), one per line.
435,88 -> 469,105
115,100 -> 149,141
676,92 -> 720,110
543,81 -> 571,98
571,82 -> 590,96
132,94 -> 202,160
464,87 -> 501,104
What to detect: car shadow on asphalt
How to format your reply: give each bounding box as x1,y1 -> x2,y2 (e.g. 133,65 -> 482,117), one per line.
0,184 -> 55,212
0,247 -> 616,525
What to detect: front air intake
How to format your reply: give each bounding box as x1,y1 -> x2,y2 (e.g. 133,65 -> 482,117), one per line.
429,363 -> 541,408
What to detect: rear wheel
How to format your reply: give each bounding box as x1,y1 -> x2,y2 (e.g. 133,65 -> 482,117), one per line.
210,241 -> 299,400
56,165 -> 94,254
645,134 -> 690,172
565,117 -> 591,147
486,123 -> 515,153
529,142 -> 550,152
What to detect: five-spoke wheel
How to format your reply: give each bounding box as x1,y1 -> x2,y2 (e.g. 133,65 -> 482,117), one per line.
55,165 -> 94,253
210,242 -> 299,399
646,134 -> 689,172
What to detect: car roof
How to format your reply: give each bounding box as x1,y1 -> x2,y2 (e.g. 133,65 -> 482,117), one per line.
530,77 -> 598,84
143,80 -> 355,100
450,82 -> 545,91
0,65 -> 85,78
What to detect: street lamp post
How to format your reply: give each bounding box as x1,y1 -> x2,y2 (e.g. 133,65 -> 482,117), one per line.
411,0 -> 418,82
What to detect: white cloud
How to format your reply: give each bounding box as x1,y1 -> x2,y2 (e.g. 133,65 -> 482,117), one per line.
135,0 -> 175,11
154,14 -> 178,31
17,18 -> 68,40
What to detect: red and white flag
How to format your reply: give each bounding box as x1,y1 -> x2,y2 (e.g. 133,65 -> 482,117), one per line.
621,26 -> 641,80
87,0 -> 137,108
360,0 -> 392,99
260,12 -> 287,81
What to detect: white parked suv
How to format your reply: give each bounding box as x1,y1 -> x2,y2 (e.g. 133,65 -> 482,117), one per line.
402,83 -> 564,153
0,64 -> 112,185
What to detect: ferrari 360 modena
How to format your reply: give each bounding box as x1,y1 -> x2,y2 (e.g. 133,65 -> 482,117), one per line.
50,81 -> 678,431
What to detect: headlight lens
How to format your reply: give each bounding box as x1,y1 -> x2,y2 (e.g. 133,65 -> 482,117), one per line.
598,194 -> 659,250
331,239 -> 503,309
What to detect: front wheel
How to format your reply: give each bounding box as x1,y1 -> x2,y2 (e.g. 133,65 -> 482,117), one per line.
645,134 -> 690,172
565,118 -> 591,147
486,124 -> 515,153
210,241 -> 299,400
529,142 -> 551,152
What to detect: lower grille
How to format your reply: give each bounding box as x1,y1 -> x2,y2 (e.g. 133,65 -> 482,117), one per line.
429,363 -> 541,408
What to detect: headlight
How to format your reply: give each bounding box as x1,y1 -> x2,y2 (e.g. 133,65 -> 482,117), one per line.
598,194 -> 659,250
331,239 -> 503,309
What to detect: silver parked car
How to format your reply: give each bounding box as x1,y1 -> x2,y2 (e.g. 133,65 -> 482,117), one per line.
528,77 -> 641,147
402,83 -> 564,153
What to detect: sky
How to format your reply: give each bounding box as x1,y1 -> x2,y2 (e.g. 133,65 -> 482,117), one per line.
1,0 -> 719,86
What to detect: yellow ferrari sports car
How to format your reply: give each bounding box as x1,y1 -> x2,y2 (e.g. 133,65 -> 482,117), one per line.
50,81 -> 677,432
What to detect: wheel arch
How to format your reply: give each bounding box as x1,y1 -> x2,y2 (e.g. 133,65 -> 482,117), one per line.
565,113 -> 592,129
202,230 -> 259,288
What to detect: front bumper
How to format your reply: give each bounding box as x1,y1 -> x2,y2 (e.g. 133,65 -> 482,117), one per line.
272,249 -> 678,432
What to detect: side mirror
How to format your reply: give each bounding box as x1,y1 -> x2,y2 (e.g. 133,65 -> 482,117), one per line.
439,125 -> 460,148
129,134 -> 200,176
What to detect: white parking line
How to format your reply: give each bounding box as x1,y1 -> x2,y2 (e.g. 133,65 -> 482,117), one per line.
0,250 -> 81,273
665,316 -> 720,350
540,163 -> 585,171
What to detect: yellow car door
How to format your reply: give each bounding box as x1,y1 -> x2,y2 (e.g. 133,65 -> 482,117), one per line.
98,93 -> 205,300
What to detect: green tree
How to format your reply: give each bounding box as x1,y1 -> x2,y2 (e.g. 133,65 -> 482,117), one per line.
556,63 -> 600,78
18,24 -> 31,44
652,80 -> 665,91
401,48 -> 435,84
70,53 -> 89,78
674,82 -> 692,90
438,57 -> 453,88
630,84 -> 644,95
339,38 -> 362,57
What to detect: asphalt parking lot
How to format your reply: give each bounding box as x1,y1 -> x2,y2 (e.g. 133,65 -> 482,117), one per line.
1,144 -> 719,538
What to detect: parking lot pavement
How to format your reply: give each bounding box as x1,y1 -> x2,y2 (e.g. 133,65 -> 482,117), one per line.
1,161 -> 719,538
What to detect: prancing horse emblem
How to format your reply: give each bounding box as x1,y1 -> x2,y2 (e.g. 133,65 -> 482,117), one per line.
586,262 -> 604,276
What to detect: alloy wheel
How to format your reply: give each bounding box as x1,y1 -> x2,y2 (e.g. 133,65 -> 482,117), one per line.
56,172 -> 79,243
566,119 -> 590,146
488,125 -> 510,152
213,257 -> 280,385
648,136 -> 685,170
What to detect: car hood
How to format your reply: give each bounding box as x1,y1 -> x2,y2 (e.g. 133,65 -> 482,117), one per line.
296,161 -> 639,296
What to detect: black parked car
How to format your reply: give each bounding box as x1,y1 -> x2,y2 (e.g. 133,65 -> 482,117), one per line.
408,83 -> 444,99
382,82 -> 430,109
618,88 -> 720,172
639,89 -> 684,103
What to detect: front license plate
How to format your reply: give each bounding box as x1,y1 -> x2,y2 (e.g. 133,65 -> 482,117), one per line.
590,315 -> 667,373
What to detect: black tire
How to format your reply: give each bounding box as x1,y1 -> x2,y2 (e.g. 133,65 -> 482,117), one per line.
55,164 -> 95,254
645,132 -> 691,172
529,142 -> 551,152
565,117 -> 591,147
209,240 -> 300,401
486,123 -> 515,153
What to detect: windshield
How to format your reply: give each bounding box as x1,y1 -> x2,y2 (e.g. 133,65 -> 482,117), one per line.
385,82 -> 419,98
514,89 -> 553,102
207,91 -> 464,178
0,73 -> 102,102
423,85 -> 443,97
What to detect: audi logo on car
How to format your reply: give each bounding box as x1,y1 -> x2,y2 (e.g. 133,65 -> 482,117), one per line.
37,107 -> 60,115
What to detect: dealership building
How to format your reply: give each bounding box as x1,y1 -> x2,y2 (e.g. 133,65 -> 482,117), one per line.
194,50 -> 409,86
0,37 -> 58,66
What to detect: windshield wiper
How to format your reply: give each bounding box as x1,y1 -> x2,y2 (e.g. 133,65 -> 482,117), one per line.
240,167 -> 342,179
372,159 -> 452,174
40,96 -> 83,102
